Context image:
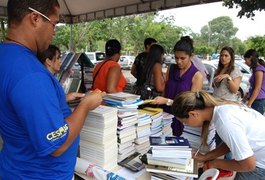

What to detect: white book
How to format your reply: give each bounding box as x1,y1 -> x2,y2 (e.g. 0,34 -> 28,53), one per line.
152,149 -> 192,159
106,92 -> 140,101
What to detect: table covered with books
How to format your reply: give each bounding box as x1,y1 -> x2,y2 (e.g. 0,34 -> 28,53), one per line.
73,92 -> 235,180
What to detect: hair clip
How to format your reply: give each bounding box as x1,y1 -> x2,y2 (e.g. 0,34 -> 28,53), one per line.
195,91 -> 200,98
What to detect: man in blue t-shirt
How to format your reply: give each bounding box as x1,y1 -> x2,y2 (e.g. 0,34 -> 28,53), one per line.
0,1 -> 105,179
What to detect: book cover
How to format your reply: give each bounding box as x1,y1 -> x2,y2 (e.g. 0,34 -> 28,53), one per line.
150,136 -> 190,148
145,159 -> 198,178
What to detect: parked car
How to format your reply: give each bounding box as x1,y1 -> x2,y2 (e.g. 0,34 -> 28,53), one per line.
203,60 -> 251,99
85,51 -> 106,65
119,55 -> 135,69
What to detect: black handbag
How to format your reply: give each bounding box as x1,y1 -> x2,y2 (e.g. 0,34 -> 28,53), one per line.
135,74 -> 160,100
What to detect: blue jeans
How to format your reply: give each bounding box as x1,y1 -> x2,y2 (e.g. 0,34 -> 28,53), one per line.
251,99 -> 265,115
234,166 -> 265,180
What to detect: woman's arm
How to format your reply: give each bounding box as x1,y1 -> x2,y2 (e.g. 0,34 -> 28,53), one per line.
227,75 -> 242,93
191,71 -> 203,91
152,63 -> 165,93
106,66 -> 121,93
194,143 -> 230,162
247,71 -> 263,107
207,156 -> 256,172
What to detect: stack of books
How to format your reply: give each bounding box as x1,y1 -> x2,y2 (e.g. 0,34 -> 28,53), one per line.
139,107 -> 163,136
161,112 -> 174,136
79,105 -> 118,171
117,108 -> 138,162
102,92 -> 143,162
103,92 -> 143,108
146,136 -> 198,179
134,112 -> 152,154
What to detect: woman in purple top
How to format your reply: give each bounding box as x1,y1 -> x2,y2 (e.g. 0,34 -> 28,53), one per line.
151,36 -> 203,136
244,49 -> 265,114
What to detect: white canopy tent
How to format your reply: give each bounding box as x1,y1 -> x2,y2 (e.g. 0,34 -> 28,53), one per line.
0,0 -> 221,23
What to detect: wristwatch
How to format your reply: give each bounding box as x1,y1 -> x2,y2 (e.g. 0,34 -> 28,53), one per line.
227,76 -> 232,81
166,99 -> 173,106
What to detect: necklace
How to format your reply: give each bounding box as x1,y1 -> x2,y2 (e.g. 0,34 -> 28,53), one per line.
5,37 -> 30,50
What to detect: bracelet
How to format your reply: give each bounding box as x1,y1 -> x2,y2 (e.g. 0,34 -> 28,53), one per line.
227,76 -> 232,81
166,99 -> 173,106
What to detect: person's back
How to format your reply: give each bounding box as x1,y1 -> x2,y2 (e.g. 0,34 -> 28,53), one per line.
93,39 -> 127,93
131,37 -> 157,86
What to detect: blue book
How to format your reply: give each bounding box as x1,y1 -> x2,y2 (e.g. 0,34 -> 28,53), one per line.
149,136 -> 190,148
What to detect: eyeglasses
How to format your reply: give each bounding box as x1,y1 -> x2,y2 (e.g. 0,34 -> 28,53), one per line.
28,7 -> 57,31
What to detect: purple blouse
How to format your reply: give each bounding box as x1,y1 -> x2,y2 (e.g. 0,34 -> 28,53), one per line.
249,65 -> 265,99
164,63 -> 199,136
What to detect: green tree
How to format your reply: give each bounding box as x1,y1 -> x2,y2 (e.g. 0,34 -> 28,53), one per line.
0,18 -> 7,42
223,0 -> 265,18
231,37 -> 246,55
200,16 -> 238,53
245,35 -> 265,57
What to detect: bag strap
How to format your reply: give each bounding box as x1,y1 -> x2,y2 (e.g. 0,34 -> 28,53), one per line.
92,60 -> 109,89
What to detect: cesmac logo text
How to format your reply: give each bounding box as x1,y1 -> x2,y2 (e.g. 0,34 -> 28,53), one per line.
46,124 -> 68,141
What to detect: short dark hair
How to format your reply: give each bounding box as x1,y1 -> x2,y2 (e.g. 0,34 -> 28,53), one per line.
174,36 -> 194,56
144,38 -> 157,49
105,39 -> 121,57
37,45 -> 60,64
7,0 -> 60,26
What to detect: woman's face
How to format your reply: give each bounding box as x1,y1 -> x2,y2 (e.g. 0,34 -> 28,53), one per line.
50,51 -> 61,74
220,50 -> 231,66
174,51 -> 191,69
244,57 -> 251,67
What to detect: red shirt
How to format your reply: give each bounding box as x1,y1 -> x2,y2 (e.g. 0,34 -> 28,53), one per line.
93,60 -> 127,92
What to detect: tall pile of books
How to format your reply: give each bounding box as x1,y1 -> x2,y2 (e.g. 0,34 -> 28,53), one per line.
117,108 -> 138,162
79,105 -> 118,171
134,112 -> 152,154
102,92 -> 142,162
146,136 -> 198,179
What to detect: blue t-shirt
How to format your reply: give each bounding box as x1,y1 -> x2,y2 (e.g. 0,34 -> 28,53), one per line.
0,43 -> 79,179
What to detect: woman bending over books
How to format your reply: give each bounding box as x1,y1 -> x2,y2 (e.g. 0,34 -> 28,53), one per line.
171,90 -> 265,180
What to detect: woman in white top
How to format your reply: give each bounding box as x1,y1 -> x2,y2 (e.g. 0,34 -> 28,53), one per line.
213,46 -> 242,101
171,91 -> 265,180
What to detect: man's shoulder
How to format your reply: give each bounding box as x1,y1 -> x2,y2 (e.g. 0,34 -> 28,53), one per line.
134,52 -> 147,64
136,52 -> 147,59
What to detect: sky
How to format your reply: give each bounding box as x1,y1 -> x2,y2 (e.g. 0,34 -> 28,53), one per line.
158,2 -> 265,41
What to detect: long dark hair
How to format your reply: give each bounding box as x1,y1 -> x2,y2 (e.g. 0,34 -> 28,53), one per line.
215,46 -> 235,76
139,44 -> 164,86
244,49 -> 265,72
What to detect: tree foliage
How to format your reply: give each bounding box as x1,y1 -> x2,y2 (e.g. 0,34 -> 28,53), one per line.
245,36 -> 265,57
223,0 -> 265,18
200,16 -> 238,53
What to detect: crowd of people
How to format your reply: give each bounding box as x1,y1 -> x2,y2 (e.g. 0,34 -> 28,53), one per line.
0,0 -> 265,179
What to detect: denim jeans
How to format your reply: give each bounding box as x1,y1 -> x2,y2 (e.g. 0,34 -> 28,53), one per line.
251,99 -> 265,115
234,166 -> 265,180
